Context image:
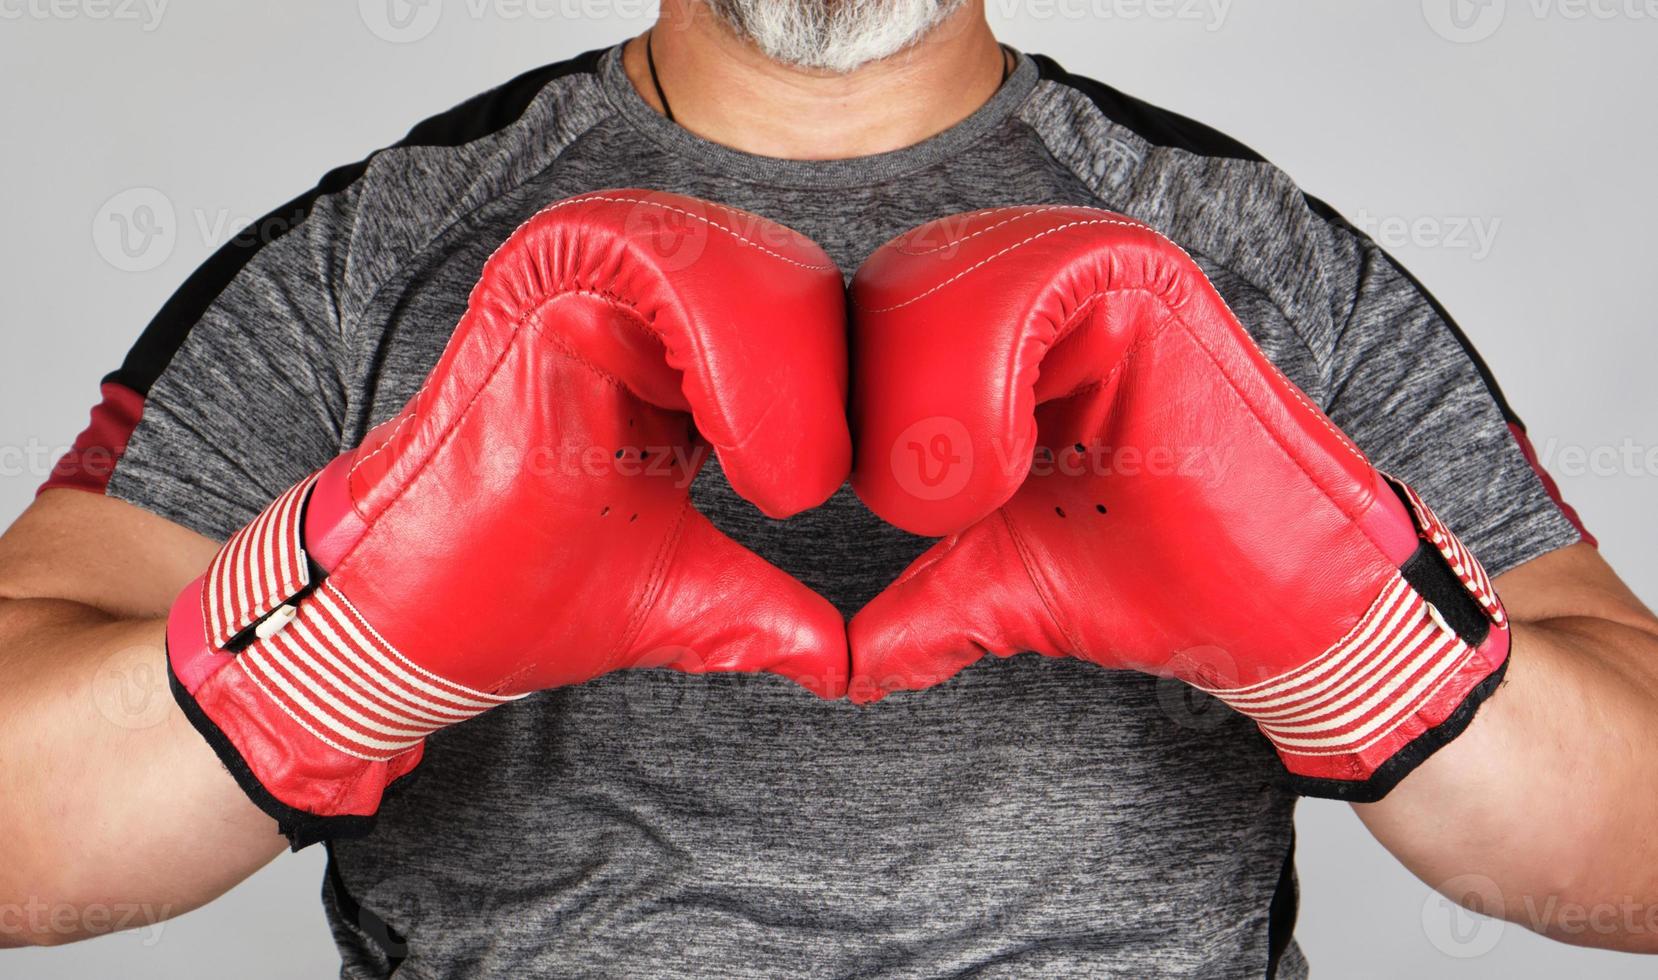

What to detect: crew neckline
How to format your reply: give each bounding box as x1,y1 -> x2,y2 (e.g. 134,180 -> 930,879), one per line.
597,43 -> 1038,190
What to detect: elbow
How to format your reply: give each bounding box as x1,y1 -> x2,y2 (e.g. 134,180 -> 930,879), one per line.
0,928 -> 73,950
0,896 -> 74,948
0,889 -> 176,949
1526,914 -> 1658,955
0,864 -> 155,949
1494,865 -> 1658,954
0,883 -> 69,948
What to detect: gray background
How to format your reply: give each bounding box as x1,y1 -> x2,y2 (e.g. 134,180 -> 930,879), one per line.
1,1 -> 1653,976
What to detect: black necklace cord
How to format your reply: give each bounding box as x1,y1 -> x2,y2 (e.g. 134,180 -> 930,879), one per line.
646,29 -> 676,123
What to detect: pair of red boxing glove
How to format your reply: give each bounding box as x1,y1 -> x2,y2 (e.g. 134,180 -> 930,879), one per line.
167,191 -> 1510,846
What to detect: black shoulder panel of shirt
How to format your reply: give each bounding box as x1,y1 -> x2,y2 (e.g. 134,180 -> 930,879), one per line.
107,46 -> 609,398
1029,53 -> 1524,430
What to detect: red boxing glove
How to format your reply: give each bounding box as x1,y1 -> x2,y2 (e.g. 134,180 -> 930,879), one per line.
849,207 -> 1510,800
169,190 -> 852,846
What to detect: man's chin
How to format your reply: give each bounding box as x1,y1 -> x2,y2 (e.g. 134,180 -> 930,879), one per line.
702,0 -> 971,74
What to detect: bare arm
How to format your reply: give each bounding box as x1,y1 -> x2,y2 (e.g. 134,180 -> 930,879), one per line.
0,490 -> 285,949
1358,542 -> 1658,952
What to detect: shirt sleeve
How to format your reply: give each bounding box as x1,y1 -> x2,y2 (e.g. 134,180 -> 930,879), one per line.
1308,206 -> 1590,578
43,179 -> 359,541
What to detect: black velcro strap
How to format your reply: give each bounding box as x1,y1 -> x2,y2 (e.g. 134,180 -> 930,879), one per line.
1385,477 -> 1492,651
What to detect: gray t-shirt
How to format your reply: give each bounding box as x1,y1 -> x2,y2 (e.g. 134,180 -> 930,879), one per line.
52,44 -> 1585,979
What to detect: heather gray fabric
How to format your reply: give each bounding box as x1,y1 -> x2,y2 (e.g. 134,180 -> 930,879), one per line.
99,44 -> 1581,979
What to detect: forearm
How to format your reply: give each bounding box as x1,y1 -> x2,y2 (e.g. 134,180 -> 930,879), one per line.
0,598 -> 284,948
1356,616 -> 1658,951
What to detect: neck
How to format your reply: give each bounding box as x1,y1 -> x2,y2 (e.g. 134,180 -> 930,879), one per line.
622,2 -> 1005,160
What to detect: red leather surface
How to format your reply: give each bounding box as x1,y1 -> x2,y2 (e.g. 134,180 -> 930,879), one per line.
848,207 -> 1508,787
171,191 -> 853,823
332,190 -> 850,695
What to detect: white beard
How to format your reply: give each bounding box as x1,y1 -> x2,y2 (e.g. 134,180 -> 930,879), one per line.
702,0 -> 971,74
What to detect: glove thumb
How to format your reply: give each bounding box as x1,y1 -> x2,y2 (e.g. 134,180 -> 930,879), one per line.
629,507 -> 849,699
848,517 -> 1069,704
